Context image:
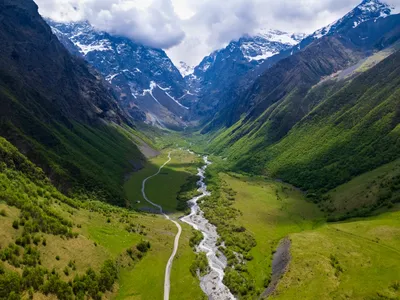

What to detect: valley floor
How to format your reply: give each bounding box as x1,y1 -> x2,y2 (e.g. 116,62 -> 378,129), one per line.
2,143 -> 400,300
120,146 -> 400,299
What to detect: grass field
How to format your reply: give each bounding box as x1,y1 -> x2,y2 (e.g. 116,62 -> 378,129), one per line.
221,173 -> 323,294
125,149 -> 202,213
220,172 -> 400,299
273,211 -> 400,299
170,223 -> 206,300
322,159 -> 400,217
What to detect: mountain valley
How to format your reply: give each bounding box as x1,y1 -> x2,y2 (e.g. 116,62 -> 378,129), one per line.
1,0 -> 400,299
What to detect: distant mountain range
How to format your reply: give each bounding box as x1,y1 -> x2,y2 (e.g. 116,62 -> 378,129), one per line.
47,21 -> 307,127
46,0 -> 399,131
200,0 -> 400,130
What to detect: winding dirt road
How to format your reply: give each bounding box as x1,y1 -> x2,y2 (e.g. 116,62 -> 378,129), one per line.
141,152 -> 182,300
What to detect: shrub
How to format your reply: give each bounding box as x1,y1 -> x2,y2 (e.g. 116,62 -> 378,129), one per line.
22,266 -> 46,290
42,272 -> 74,300
33,236 -> 41,246
12,220 -> 19,229
136,241 -> 151,253
190,252 -> 209,277
23,246 -> 41,267
189,230 -> 203,248
68,260 -> 76,271
56,255 -> 60,261
0,209 -> 7,217
0,271 -> 22,298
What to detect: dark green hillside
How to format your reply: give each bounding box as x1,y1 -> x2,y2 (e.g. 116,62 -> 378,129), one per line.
0,0 -> 148,205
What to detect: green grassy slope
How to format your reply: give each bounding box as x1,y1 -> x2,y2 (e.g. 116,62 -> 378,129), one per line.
319,158 -> 400,220
208,50 -> 400,213
0,136 -> 205,300
0,86 -> 147,206
0,136 -> 165,299
263,50 -> 400,193
0,0 -> 150,206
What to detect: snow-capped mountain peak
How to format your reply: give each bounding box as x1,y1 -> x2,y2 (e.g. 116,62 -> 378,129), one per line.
311,0 -> 395,39
177,61 -> 195,77
239,29 -> 304,62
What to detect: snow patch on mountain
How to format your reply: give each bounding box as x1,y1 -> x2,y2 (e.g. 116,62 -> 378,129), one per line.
48,20 -> 190,128
142,81 -> 161,105
258,29 -> 305,46
141,82 -> 190,110
74,40 -> 113,55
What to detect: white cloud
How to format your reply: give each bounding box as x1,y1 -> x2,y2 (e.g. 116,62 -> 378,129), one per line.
34,0 -> 400,66
35,0 -> 185,49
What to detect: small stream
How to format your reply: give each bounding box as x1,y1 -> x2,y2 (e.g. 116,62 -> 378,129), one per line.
181,156 -> 235,300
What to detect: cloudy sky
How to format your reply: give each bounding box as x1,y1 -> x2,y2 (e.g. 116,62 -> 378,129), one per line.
34,0 -> 400,67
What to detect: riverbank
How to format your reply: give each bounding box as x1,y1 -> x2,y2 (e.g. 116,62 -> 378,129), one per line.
182,156 -> 235,300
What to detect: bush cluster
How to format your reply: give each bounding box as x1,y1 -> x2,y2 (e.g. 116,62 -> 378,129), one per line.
0,260 -> 118,300
176,175 -> 202,211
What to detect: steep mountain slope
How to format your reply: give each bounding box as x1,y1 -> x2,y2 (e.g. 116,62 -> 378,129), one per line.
199,0 -> 399,129
209,45 -> 400,203
48,21 -> 190,129
187,30 -> 304,117
205,1 -> 400,130
0,0 -> 150,205
206,9 -> 400,207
